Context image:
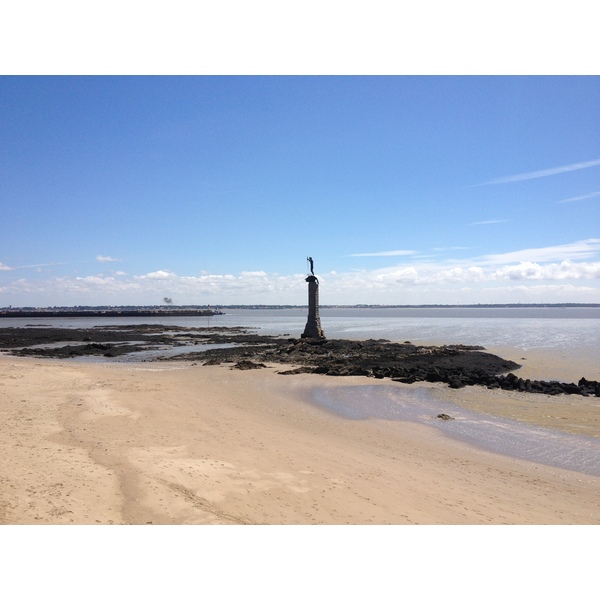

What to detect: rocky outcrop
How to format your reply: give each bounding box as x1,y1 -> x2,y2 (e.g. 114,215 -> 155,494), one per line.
231,360 -> 268,370
3,325 -> 598,396
195,337 -> 600,396
484,373 -> 600,397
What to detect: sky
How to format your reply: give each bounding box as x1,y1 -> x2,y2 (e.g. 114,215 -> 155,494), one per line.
1,75 -> 600,306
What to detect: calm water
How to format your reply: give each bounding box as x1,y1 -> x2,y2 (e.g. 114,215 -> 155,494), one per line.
3,306 -> 600,356
5,308 -> 600,342
5,306 -> 599,379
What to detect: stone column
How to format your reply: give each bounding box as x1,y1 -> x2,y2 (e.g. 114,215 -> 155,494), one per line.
301,275 -> 325,339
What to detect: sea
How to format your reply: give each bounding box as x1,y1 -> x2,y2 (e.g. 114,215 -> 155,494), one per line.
4,306 -> 600,476
5,305 -> 599,346
5,306 -> 598,375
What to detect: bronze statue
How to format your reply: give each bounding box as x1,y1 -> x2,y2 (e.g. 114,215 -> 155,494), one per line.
307,256 -> 315,276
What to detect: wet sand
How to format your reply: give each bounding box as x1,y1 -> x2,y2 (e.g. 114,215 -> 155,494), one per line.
1,354 -> 598,525
485,342 -> 600,384
441,344 -> 600,439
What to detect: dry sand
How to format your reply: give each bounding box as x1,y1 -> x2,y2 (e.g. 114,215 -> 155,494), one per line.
1,354 -> 599,525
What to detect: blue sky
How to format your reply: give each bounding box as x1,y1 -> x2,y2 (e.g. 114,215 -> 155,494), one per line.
2,76 -> 600,306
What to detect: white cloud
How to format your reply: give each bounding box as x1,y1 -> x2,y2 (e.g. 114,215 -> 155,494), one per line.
428,266 -> 486,284
4,261 -> 67,270
373,267 -> 419,283
476,158 -> 600,186
3,239 -> 600,306
480,239 -> 600,265
135,270 -> 176,280
350,250 -> 417,257
469,219 -> 508,226
239,271 -> 268,277
556,191 -> 600,204
96,255 -> 122,263
492,260 -> 600,281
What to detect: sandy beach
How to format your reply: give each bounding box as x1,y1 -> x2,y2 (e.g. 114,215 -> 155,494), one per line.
1,354 -> 599,525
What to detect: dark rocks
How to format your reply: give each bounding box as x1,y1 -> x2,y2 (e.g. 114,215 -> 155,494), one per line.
578,378 -> 600,397
0,324 -> 256,359
437,413 -> 455,420
448,377 -> 467,389
203,359 -> 222,366
483,374 -> 600,397
277,366 -> 316,375
230,360 -> 267,370
3,325 -> 598,397
195,335 -> 599,396
236,338 -> 523,389
6,342 -> 142,359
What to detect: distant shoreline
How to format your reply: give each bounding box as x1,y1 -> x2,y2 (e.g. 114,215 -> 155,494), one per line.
1,302 -> 598,317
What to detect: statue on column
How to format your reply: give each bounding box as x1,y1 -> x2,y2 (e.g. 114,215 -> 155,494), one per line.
302,256 -> 325,339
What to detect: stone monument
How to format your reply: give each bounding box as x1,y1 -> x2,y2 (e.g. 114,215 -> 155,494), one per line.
301,256 -> 325,340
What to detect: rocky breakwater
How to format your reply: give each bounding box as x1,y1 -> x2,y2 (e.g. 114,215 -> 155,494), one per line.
489,373 -> 600,397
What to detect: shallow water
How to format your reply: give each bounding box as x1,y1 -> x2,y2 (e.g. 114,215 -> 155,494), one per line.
4,307 -> 599,379
310,384 -> 600,477
5,306 -> 599,351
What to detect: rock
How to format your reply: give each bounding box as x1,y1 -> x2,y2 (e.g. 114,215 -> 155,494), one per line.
562,382 -> 581,395
437,413 -> 455,420
448,377 -> 466,389
231,360 -> 267,370
277,366 -> 315,375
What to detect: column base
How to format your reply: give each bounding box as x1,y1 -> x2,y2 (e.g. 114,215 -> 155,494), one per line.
301,319 -> 325,340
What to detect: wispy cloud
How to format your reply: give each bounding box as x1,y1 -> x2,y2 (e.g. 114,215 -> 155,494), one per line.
479,238 -> 600,265
474,158 -> 600,186
556,191 -> 600,204
96,255 -> 122,263
350,250 -> 417,257
5,262 -> 69,270
469,219 -> 508,226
